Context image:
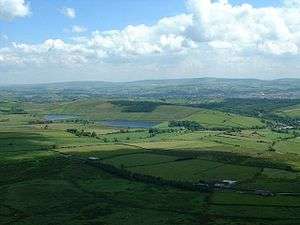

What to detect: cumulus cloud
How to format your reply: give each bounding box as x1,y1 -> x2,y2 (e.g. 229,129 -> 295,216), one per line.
1,0 -> 300,83
0,0 -> 30,20
186,0 -> 300,55
61,7 -> 76,19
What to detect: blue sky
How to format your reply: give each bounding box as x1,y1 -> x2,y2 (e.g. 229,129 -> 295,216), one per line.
0,0 -> 299,84
1,0 -> 282,44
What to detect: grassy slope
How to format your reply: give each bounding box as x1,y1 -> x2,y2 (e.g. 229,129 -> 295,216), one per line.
185,109 -> 264,129
276,104 -> 300,119
24,100 -> 200,122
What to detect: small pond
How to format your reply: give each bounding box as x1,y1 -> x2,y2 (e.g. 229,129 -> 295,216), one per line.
99,120 -> 159,129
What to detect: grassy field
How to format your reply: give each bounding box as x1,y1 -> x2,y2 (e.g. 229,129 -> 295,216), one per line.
1,101 -> 300,225
127,158 -> 261,182
23,100 -> 201,122
185,109 -> 265,129
276,104 -> 300,119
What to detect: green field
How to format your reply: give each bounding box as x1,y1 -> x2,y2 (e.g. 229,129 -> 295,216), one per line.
1,99 -> 300,225
277,104 -> 300,119
186,109 -> 265,129
23,100 -> 200,122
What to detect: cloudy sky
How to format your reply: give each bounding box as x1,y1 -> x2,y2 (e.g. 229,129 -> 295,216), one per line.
0,0 -> 300,84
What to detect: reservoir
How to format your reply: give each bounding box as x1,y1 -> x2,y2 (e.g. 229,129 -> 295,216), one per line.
99,120 -> 159,128
44,114 -> 77,121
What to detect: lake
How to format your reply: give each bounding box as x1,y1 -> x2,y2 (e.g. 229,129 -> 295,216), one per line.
44,114 -> 77,121
99,120 -> 159,129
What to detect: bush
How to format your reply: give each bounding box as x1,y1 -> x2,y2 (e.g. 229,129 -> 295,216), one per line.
169,120 -> 204,131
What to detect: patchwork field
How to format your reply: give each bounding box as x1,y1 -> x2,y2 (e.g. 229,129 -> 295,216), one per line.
1,99 -> 300,225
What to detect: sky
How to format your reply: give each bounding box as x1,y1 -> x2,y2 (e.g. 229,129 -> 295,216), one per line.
0,0 -> 299,84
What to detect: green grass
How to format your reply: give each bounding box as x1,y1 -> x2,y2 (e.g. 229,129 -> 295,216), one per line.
274,137 -> 300,154
128,158 -> 260,182
185,109 -> 264,129
0,155 -> 207,225
2,104 -> 300,225
262,168 -> 300,180
212,192 -> 300,206
276,104 -> 300,119
102,153 -> 179,168
24,100 -> 201,122
58,144 -> 145,159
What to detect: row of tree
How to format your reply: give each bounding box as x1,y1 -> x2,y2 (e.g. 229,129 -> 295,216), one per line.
85,159 -> 211,192
168,120 -> 205,131
66,128 -> 97,138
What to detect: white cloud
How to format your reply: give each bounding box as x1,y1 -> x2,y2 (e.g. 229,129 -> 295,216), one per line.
186,0 -> 300,55
61,7 -> 76,19
0,0 -> 30,20
1,0 -> 300,83
72,25 -> 87,33
284,0 -> 300,7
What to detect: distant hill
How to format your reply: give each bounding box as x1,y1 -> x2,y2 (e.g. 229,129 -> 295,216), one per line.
1,77 -> 300,101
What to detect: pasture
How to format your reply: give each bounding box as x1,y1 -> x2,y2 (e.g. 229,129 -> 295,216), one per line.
1,100 -> 300,225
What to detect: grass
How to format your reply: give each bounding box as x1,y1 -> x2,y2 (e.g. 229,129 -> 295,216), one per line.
1,104 -> 300,225
102,153 -> 179,168
185,109 -> 265,129
0,155 -> 207,225
276,104 -> 300,119
24,100 -> 201,122
128,158 -> 260,182
210,192 -> 300,220
274,137 -> 300,154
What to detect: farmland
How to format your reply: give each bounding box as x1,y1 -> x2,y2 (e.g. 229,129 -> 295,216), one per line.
1,97 -> 300,225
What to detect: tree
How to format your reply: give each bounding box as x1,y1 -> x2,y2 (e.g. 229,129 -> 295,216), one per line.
91,131 -> 97,138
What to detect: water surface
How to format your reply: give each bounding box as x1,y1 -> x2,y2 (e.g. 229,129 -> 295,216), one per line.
99,120 -> 159,128
44,114 -> 77,121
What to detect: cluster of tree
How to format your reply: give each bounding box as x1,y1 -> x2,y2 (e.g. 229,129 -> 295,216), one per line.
86,159 -> 211,192
110,100 -> 164,112
264,115 -> 299,128
66,128 -> 97,138
101,137 -> 121,143
28,120 -> 53,124
148,128 -> 178,137
210,127 -> 243,132
64,119 -> 93,124
168,120 -> 205,131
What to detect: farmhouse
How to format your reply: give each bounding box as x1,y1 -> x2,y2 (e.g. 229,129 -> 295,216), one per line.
88,157 -> 99,160
214,180 -> 237,188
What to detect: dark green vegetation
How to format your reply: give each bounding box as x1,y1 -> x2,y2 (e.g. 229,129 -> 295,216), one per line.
169,120 -> 204,131
110,100 -> 162,112
1,80 -> 300,225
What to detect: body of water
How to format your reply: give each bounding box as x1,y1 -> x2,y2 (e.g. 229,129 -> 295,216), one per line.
99,120 -> 159,129
44,114 -> 77,121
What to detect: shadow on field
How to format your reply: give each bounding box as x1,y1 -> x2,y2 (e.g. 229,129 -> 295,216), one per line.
0,132 -> 55,152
